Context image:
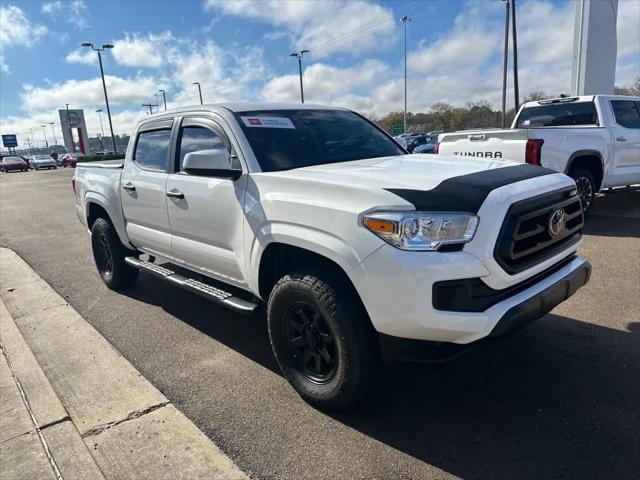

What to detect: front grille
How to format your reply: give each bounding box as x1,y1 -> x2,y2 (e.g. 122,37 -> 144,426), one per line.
494,188 -> 583,274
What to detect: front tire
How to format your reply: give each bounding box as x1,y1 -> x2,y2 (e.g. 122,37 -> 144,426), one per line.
91,218 -> 139,290
267,270 -> 378,410
570,168 -> 596,213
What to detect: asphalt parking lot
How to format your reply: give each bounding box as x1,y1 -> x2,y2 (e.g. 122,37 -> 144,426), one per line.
1,167 -> 638,480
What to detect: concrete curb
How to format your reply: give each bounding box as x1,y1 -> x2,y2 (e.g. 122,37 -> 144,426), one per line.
0,247 -> 249,480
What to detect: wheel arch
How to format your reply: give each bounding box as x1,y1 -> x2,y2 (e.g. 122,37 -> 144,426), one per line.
85,194 -> 133,248
256,242 -> 369,319
565,150 -> 604,191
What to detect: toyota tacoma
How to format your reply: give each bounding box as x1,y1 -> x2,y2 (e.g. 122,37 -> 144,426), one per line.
73,103 -> 591,409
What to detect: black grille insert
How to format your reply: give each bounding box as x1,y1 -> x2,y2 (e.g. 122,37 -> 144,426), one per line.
494,188 -> 583,274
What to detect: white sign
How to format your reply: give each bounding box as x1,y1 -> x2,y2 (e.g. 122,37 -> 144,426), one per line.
240,116 -> 295,129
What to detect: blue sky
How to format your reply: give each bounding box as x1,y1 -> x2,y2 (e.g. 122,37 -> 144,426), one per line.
1,0 -> 638,146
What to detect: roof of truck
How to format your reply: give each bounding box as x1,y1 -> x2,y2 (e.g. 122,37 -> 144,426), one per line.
146,102 -> 349,118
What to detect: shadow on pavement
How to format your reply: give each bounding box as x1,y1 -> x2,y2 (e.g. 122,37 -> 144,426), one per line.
126,274 -> 639,480
584,191 -> 640,238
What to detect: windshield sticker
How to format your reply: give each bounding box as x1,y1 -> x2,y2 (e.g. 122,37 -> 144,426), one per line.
241,116 -> 295,129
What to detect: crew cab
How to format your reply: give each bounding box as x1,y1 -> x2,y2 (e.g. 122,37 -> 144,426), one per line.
437,95 -> 640,211
73,103 -> 591,409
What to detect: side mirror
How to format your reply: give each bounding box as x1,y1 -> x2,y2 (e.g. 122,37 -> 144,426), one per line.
183,149 -> 241,180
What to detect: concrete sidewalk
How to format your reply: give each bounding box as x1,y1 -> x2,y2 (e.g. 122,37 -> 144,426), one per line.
0,247 -> 248,480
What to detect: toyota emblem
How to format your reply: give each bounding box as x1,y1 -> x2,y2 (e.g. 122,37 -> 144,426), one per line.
548,208 -> 566,238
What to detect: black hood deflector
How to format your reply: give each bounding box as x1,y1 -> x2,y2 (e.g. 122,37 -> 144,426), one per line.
385,164 -> 556,214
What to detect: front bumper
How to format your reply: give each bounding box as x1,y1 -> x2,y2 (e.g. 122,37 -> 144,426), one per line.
377,258 -> 591,362
350,242 -> 591,345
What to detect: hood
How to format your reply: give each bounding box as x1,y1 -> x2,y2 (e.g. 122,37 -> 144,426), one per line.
269,154 -> 519,191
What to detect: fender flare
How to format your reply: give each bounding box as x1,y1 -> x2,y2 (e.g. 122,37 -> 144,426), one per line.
84,192 -> 134,249
247,223 -> 368,295
565,150 -> 604,174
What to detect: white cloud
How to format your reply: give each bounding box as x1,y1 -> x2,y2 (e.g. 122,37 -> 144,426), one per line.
409,31 -> 498,74
112,32 -> 173,68
65,48 -> 97,65
261,59 -> 390,110
167,41 -> 270,106
617,0 -> 640,58
20,75 -> 164,113
204,0 -> 396,58
42,0 -> 89,29
41,1 -> 63,14
0,5 -> 48,47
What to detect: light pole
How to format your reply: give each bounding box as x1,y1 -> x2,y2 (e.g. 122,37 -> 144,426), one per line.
511,0 -> 519,112
401,15 -> 411,134
48,122 -> 58,149
289,50 -> 310,103
158,89 -> 167,111
41,125 -> 49,150
193,82 -> 203,105
81,42 -> 117,153
96,109 -> 105,138
96,109 -> 105,150
501,0 -> 510,128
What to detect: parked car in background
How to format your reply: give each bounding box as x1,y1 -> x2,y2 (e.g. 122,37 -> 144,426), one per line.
406,134 -> 438,153
61,153 -> 84,168
437,95 -> 640,211
30,154 -> 58,170
0,156 -> 29,172
393,132 -> 422,149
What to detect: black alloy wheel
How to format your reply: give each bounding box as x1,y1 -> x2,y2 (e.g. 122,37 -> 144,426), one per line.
284,303 -> 338,384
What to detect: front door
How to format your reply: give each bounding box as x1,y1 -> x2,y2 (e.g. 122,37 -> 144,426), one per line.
121,121 -> 173,256
166,117 -> 248,286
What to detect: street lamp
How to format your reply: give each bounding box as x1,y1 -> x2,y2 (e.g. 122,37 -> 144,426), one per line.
158,89 -> 167,111
48,122 -> 58,149
289,50 -> 310,103
193,82 -> 203,105
81,42 -> 117,153
95,109 -> 105,150
401,15 -> 411,134
41,125 -> 49,150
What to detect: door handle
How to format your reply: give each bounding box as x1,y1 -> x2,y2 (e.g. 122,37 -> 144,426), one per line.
166,189 -> 184,199
123,182 -> 136,191
616,136 -> 627,142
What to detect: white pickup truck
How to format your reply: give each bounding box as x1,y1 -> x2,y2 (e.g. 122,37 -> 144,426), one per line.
437,95 -> 640,211
73,103 -> 591,409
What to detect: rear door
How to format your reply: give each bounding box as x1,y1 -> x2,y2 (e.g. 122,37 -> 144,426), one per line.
609,99 -> 640,183
165,116 -> 248,286
121,119 -> 174,256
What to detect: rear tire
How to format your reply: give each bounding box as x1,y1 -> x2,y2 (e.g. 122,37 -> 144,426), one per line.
91,218 -> 138,291
569,168 -> 596,213
267,270 -> 378,410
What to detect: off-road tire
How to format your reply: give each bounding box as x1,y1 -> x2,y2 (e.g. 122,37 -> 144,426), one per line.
267,270 -> 378,410
91,217 -> 138,290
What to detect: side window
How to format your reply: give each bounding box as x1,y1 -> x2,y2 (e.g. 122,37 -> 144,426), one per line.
611,100 -> 640,129
134,129 -> 172,171
177,126 -> 227,172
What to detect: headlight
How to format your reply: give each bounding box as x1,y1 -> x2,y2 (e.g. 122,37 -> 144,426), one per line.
363,211 -> 478,251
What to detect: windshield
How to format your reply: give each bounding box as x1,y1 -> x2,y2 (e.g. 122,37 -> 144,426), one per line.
34,155 -> 50,160
235,109 -> 405,172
